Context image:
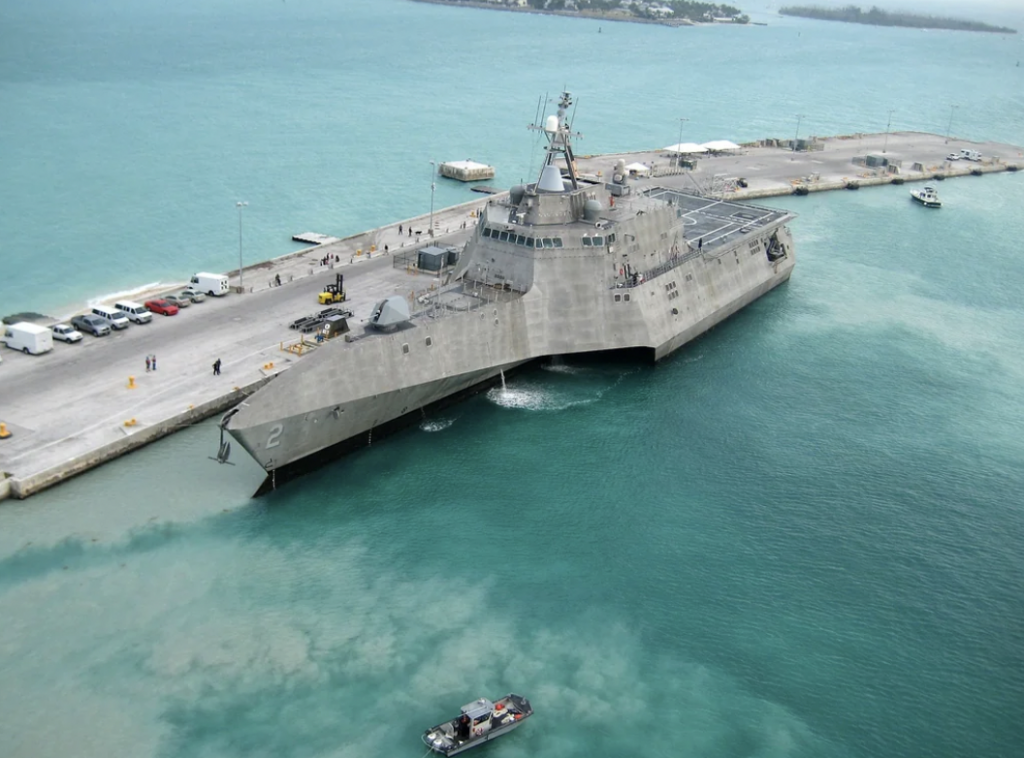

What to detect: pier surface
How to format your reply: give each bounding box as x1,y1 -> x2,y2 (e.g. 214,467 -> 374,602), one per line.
1,132 -> 1021,501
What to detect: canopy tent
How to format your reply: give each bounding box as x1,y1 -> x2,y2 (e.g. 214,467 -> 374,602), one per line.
624,162 -> 652,177
663,142 -> 707,154
700,140 -> 742,152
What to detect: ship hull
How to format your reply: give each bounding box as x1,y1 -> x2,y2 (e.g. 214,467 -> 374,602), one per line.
244,360 -> 530,496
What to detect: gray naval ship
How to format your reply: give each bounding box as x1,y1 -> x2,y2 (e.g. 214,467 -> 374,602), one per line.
223,93 -> 796,494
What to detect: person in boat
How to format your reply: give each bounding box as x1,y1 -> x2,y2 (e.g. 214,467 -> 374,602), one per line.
456,714 -> 471,741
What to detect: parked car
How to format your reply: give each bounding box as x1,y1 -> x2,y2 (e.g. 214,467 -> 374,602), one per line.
179,288 -> 206,303
51,323 -> 84,343
145,299 -> 179,316
163,293 -> 190,309
91,305 -> 130,330
946,153 -> 960,161
70,314 -> 111,337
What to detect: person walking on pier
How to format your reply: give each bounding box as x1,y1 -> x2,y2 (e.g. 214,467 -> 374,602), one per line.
145,356 -> 151,372
213,358 -> 222,376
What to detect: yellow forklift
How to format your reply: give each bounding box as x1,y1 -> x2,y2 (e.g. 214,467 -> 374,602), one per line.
317,273 -> 346,305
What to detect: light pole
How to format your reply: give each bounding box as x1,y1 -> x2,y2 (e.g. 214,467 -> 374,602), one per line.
882,108 -> 895,153
945,104 -> 958,144
235,201 -> 248,290
793,114 -> 805,152
677,117 -> 689,163
429,160 -> 436,238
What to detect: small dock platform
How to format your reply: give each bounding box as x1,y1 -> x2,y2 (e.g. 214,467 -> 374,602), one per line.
292,232 -> 342,246
439,160 -> 495,182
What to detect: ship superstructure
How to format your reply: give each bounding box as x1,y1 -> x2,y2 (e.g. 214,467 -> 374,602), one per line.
224,93 -> 796,494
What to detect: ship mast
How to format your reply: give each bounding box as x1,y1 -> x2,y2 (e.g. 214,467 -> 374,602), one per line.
528,91 -> 583,192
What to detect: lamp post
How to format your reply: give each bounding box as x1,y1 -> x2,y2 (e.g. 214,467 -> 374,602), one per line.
235,201 -> 248,290
677,117 -> 689,163
429,160 -> 436,238
945,104 -> 958,144
793,114 -> 805,152
882,108 -> 895,153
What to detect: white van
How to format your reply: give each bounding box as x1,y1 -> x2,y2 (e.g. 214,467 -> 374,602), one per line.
960,149 -> 982,162
190,272 -> 230,297
114,300 -> 153,324
2,322 -> 54,355
91,305 -> 131,330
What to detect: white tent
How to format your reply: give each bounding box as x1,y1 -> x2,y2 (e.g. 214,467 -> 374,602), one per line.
664,142 -> 707,154
624,162 -> 652,177
700,140 -> 741,152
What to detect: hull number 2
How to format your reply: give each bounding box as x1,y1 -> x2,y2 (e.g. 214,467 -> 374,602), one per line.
266,424 -> 283,448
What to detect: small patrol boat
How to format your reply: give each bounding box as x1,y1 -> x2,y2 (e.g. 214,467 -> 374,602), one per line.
422,694 -> 533,756
910,185 -> 941,208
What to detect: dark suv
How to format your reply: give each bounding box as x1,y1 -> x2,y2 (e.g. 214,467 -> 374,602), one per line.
71,313 -> 112,337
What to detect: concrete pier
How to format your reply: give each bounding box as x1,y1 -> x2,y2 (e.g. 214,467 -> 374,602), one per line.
1,131 -> 1021,502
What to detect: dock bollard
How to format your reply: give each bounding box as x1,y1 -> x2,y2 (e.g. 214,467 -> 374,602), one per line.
127,375 -> 136,389
0,422 -> 11,439
124,418 -> 137,427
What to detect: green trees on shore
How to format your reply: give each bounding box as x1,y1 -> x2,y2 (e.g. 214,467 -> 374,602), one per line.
778,5 -> 1017,34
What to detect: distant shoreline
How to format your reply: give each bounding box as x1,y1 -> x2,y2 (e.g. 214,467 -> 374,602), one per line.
778,5 -> 1017,35
409,0 -> 735,28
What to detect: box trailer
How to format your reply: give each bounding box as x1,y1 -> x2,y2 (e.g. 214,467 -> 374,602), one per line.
2,322 -> 54,355
190,272 -> 230,297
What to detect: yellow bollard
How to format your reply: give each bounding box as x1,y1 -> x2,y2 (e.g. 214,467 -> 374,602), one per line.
0,422 -> 11,439
127,375 -> 136,389
356,248 -> 362,256
370,244 -> 377,252
124,418 -> 137,427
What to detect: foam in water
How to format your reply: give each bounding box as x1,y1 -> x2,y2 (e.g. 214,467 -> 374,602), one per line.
420,418 -> 455,433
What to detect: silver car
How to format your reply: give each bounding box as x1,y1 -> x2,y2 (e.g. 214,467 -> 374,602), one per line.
163,294 -> 191,309
70,314 -> 111,337
180,288 -> 206,303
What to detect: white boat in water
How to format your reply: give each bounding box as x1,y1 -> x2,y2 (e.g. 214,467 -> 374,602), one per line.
422,694 -> 533,756
910,186 -> 941,208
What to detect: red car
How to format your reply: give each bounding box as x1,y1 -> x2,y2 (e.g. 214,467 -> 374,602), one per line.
145,299 -> 179,316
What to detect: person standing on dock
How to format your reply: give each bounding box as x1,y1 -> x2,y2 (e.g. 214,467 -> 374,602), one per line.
151,354 -> 157,371
146,356 -> 151,372
399,224 -> 403,236
213,358 -> 221,376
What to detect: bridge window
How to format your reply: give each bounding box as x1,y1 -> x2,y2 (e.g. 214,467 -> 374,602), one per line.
498,231 -> 509,242
582,237 -> 592,247
552,238 -> 563,248
543,238 -> 554,248
593,236 -> 604,246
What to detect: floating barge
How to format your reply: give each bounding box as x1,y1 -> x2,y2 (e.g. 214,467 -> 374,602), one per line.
439,160 -> 495,182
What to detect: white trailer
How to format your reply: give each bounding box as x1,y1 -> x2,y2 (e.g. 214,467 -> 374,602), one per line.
2,322 -> 54,355
190,272 -> 230,297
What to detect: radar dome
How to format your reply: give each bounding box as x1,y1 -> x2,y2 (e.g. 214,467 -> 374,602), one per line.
544,115 -> 559,133
583,198 -> 602,222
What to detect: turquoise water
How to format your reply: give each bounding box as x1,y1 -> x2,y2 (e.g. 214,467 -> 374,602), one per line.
2,2 -> 1024,757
